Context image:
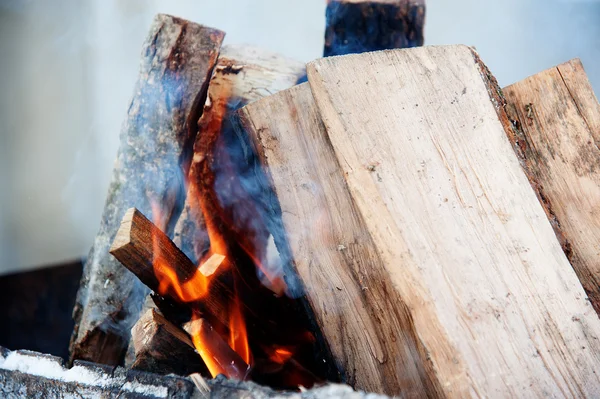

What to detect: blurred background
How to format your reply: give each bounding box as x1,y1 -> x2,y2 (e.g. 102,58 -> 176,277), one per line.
0,0 -> 599,276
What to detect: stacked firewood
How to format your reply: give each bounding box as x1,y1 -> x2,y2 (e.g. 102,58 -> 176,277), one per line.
66,1 -> 600,398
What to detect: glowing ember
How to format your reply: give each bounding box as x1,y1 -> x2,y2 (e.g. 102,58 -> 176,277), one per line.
270,348 -> 294,365
228,295 -> 251,365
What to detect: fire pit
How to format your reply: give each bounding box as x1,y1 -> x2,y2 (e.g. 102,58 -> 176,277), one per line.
4,0 -> 600,397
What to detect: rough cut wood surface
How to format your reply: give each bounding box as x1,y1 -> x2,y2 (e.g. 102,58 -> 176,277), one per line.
236,83 -> 424,395
130,309 -> 205,376
173,44 -> 305,265
503,59 -> 600,317
70,14 -> 224,366
238,45 -> 600,396
324,0 -> 425,57
306,45 -> 600,397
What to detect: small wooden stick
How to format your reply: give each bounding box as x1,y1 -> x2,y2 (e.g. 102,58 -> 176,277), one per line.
183,318 -> 250,381
110,208 -> 235,326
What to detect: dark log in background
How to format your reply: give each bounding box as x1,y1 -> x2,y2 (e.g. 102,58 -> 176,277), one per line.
324,0 -> 425,57
69,14 -> 224,367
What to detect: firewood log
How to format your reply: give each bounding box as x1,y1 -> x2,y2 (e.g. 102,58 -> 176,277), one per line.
130,309 -> 206,376
172,44 -> 305,265
324,0 -> 425,57
235,46 -> 600,396
110,208 -> 235,327
504,59 -> 600,315
69,14 -> 224,366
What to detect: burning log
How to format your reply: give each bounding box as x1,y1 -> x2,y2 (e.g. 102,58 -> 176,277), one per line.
236,46 -> 600,396
172,44 -> 305,266
324,0 -> 425,57
130,308 -> 205,376
110,208 -> 234,327
183,318 -> 250,381
70,14 -> 224,366
503,59 -> 600,315
111,207 -> 330,387
167,45 -> 332,387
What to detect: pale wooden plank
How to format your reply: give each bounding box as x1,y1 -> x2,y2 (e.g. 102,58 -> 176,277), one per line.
504,60 -> 600,317
307,45 -> 600,397
236,83 -> 430,396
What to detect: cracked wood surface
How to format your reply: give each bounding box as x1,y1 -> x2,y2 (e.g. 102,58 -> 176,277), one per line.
70,14 -> 224,366
237,83 -> 427,396
306,45 -> 600,397
504,59 -> 600,316
239,46 -> 600,397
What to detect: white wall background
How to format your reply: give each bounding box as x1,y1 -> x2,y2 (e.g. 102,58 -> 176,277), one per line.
0,0 -> 599,275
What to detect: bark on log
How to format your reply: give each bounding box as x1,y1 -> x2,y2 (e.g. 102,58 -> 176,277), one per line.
0,349 -> 196,398
172,44 -> 305,265
503,59 -> 600,315
324,0 -> 425,57
236,46 -> 600,396
0,346 -> 390,399
130,309 -> 205,376
70,14 -> 224,366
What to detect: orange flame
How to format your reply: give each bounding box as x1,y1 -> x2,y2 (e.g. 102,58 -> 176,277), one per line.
229,294 -> 251,365
150,201 -> 211,302
150,199 -> 252,380
270,347 -> 294,365
189,314 -> 228,378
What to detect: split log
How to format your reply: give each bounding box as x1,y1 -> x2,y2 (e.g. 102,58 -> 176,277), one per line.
323,0 -> 425,57
130,309 -> 205,376
110,208 -> 234,327
237,46 -> 600,396
503,59 -> 600,317
70,14 -> 224,366
172,44 -> 305,265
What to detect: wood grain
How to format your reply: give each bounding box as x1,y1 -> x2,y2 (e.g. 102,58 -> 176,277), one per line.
130,308 -> 205,376
296,46 -> 600,396
70,14 -> 224,365
110,208 -> 231,327
237,83 -> 427,395
504,59 -> 600,316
